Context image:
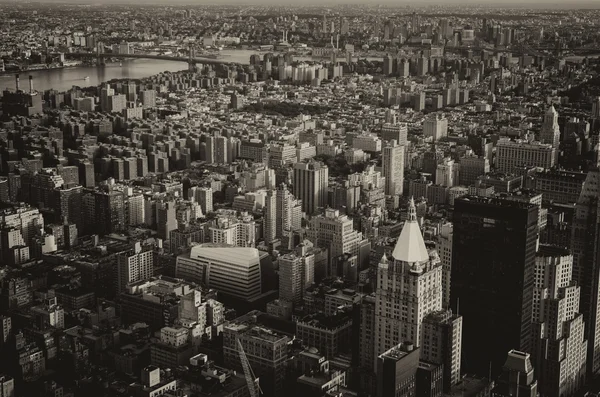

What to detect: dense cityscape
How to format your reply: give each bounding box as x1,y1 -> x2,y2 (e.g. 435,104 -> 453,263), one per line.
1,1 -> 600,397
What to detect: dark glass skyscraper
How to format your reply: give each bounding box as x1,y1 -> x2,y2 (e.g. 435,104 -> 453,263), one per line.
572,161 -> 600,376
451,197 -> 539,377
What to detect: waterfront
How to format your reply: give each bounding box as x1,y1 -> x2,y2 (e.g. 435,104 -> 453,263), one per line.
0,59 -> 187,93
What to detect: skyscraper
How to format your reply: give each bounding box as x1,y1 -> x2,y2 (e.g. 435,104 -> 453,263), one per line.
421,309 -> 462,392
376,342 -> 420,397
293,161 -> 329,215
530,245 -> 587,397
374,199 -> 442,368
540,106 -> 561,160
116,242 -> 154,293
307,208 -> 369,276
382,140 -> 404,197
571,151 -> 600,376
436,222 -> 453,309
278,184 -> 298,228
492,350 -> 538,397
451,196 -> 539,377
592,97 -> 600,119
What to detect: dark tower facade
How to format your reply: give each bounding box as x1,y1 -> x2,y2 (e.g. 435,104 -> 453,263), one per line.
451,197 -> 539,377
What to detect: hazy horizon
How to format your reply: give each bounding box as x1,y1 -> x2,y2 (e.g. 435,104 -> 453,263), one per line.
2,0 -> 600,8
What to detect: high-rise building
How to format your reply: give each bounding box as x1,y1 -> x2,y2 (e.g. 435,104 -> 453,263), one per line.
194,187 -> 213,215
116,242 -> 154,293
540,106 -> 561,160
459,156 -> 490,187
421,310 -> 462,392
223,311 -> 290,397
571,153 -> 600,376
141,90 -> 156,108
374,199 -> 442,368
82,188 -> 125,236
381,123 -> 408,146
156,200 -> 177,240
376,342 -> 420,397
492,350 -> 538,397
307,208 -> 369,276
496,138 -> 556,174
264,184 -> 302,244
31,297 -> 64,330
435,158 -> 459,187
530,245 -> 587,397
278,254 -> 305,306
293,161 -> 329,215
451,197 -> 539,377
436,222 -> 453,309
423,116 -> 448,142
592,97 -> 600,119
0,316 -> 11,347
0,375 -> 14,397
382,140 -> 404,197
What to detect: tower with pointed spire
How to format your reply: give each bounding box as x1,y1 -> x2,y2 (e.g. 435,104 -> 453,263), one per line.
540,105 -> 560,162
373,198 -> 442,369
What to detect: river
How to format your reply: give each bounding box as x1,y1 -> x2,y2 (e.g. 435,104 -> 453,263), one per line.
0,49 -> 361,93
0,59 -> 188,93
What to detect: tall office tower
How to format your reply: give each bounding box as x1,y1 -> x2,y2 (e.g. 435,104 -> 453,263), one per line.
127,193 -> 145,226
82,188 -> 125,236
141,90 -> 156,108
223,312 -> 290,397
436,222 -> 453,309
357,294 -> 376,371
374,199 -> 442,368
451,197 -> 539,377
435,158 -> 459,187
423,115 -> 448,141
0,375 -> 14,397
307,208 -> 369,276
0,316 -> 11,348
205,136 -> 215,164
195,187 -> 213,215
276,184 -> 301,241
571,152 -> 600,376
421,309 -> 463,392
156,200 -> 177,240
293,161 -> 329,215
381,123 -> 408,146
530,246 -> 587,397
278,254 -> 304,306
492,350 -> 538,397
496,138 -> 556,174
383,55 -> 393,76
77,160 -> 95,188
540,106 -> 561,159
214,135 -> 229,164
264,190 -> 276,244
459,156 -> 490,187
592,97 -> 600,119
382,140 -> 404,197
116,242 -> 154,293
377,342 -> 420,397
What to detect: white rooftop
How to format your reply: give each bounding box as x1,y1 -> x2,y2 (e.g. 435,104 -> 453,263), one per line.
391,198 -> 429,264
190,245 -> 260,267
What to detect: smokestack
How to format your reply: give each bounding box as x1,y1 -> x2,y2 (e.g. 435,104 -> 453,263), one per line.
336,34 -> 339,49
29,75 -> 33,93
15,74 -> 20,91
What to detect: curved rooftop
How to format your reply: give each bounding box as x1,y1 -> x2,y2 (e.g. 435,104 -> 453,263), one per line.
190,245 -> 260,267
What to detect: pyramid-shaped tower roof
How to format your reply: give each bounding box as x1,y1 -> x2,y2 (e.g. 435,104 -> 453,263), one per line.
391,198 -> 429,263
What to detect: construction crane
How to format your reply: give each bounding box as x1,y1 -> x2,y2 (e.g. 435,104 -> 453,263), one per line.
237,338 -> 262,397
